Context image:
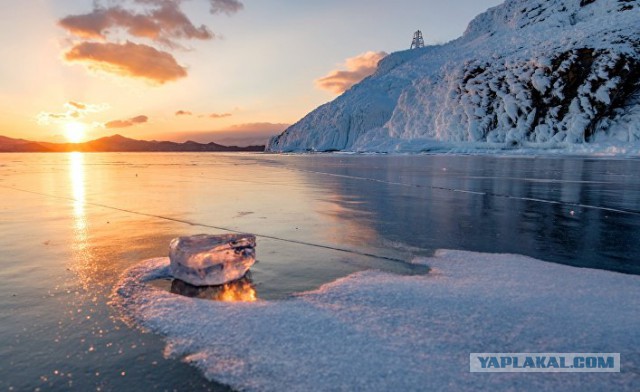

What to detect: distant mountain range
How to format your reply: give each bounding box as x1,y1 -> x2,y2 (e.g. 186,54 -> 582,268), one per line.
0,134 -> 265,153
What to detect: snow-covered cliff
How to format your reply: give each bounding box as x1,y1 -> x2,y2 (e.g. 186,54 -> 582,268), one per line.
268,0 -> 640,152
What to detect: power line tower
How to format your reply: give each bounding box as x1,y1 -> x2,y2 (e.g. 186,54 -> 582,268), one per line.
410,30 -> 425,49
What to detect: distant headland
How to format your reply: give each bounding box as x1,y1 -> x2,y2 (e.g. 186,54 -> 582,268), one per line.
0,134 -> 264,153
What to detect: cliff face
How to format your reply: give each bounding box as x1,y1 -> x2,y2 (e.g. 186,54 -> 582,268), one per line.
268,0 -> 640,152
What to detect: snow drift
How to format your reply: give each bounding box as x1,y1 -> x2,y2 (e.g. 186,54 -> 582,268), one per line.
113,251 -> 640,391
268,0 -> 640,152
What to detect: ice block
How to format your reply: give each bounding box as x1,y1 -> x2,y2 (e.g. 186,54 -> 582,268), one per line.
169,234 -> 256,286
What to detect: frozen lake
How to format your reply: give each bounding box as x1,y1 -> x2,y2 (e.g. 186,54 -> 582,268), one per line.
1,152 -> 639,391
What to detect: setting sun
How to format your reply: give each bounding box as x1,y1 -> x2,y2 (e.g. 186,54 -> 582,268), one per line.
64,122 -> 86,143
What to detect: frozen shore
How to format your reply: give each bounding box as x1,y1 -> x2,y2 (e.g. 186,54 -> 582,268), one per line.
113,250 -> 640,391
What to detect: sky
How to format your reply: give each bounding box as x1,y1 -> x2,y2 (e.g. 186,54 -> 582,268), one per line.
0,0 -> 503,145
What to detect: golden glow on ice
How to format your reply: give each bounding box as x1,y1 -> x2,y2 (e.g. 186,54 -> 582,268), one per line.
170,277 -> 258,302
217,280 -> 257,302
68,152 -> 95,290
69,152 -> 86,229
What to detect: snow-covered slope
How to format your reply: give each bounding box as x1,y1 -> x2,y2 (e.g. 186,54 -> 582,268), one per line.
268,0 -> 640,152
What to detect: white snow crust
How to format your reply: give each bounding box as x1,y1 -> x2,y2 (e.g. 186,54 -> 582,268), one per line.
268,0 -> 640,153
113,250 -> 640,391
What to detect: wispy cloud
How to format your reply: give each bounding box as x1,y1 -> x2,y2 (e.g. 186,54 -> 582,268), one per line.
209,112 -> 232,119
37,101 -> 108,125
176,110 -> 232,118
209,0 -> 244,15
315,51 -> 387,94
64,41 -> 187,84
104,115 -> 149,129
68,101 -> 87,110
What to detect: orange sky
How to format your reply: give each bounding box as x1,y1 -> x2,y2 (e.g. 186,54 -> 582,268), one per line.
0,0 -> 502,145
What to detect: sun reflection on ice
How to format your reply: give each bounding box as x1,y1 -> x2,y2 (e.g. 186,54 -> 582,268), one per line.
170,276 -> 258,302
69,152 -> 86,234
217,280 -> 257,302
68,152 -> 96,289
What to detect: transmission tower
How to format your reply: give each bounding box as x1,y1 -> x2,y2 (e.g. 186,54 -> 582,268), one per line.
410,30 -> 425,49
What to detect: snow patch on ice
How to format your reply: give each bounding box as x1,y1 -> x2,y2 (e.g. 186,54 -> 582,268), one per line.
113,251 -> 640,391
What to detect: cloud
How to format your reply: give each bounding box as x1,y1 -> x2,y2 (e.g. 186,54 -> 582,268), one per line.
59,2 -> 213,46
68,101 -> 87,110
175,110 -> 231,118
37,101 -> 108,125
105,115 -> 149,129
58,0 -> 244,83
64,41 -> 187,84
315,51 -> 388,94
209,112 -> 232,119
209,0 -> 244,15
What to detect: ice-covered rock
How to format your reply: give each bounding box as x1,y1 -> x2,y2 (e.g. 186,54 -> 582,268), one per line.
268,0 -> 640,152
169,234 -> 256,286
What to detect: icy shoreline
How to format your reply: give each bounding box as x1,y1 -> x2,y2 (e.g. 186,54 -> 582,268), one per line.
272,140 -> 640,157
113,250 -> 640,391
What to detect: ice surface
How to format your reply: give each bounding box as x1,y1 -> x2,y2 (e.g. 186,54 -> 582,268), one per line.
114,250 -> 640,391
169,234 -> 256,286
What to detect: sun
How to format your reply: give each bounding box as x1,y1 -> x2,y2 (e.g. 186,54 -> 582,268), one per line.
64,122 -> 87,143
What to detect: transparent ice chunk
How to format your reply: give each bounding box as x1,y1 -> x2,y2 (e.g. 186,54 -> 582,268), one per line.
169,234 -> 256,286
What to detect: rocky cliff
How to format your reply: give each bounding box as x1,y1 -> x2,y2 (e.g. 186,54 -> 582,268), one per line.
268,0 -> 640,152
